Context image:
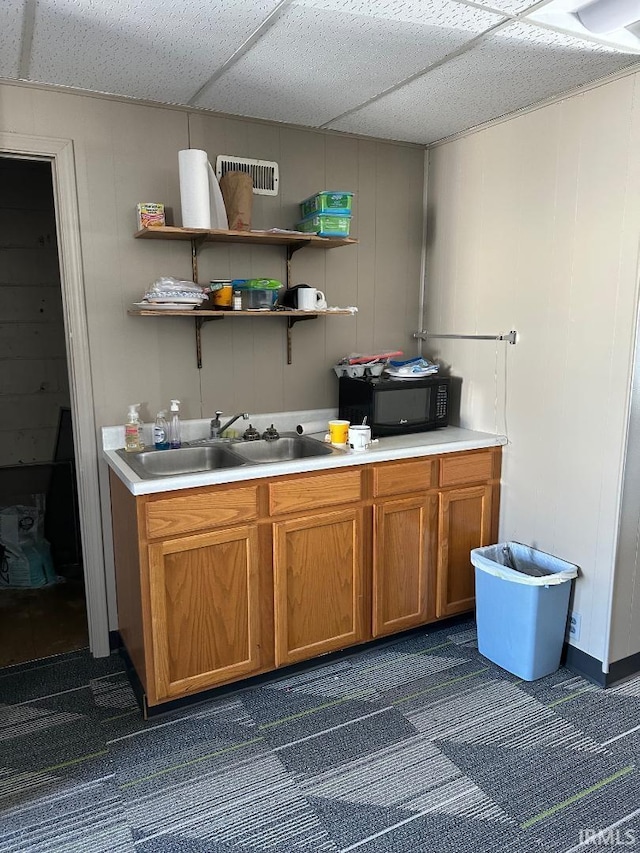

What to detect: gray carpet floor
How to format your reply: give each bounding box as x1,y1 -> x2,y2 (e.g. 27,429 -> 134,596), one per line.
1,619 -> 639,852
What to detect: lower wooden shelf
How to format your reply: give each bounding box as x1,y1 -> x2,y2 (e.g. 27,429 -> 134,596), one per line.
127,308 -> 355,318
127,307 -> 357,367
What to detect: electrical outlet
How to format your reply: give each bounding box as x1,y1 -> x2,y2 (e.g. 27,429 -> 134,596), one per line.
567,611 -> 581,641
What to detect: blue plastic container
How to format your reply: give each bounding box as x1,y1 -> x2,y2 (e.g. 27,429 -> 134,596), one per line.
471,542 -> 579,681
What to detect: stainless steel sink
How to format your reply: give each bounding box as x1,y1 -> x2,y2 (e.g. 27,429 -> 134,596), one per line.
116,445 -> 246,479
116,432 -> 339,479
229,433 -> 334,464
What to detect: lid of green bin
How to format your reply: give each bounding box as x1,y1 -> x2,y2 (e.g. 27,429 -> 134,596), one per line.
239,279 -> 283,289
302,190 -> 354,198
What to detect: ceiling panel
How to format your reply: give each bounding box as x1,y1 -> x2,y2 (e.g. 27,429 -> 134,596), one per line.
1,1 -> 26,78
328,21 -> 639,143
27,0 -> 285,103
193,1 -> 504,126
455,0 -> 542,13
293,0 -> 503,26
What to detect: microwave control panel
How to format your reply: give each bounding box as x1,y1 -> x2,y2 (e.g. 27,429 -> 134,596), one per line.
436,384 -> 448,420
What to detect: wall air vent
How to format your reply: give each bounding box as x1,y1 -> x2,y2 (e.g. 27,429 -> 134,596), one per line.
215,155 -> 279,196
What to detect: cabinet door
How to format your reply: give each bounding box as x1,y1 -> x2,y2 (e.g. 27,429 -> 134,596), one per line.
373,495 -> 437,637
437,484 -> 493,618
273,508 -> 364,666
148,525 -> 260,700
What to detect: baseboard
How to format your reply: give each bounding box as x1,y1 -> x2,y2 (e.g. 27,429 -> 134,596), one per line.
563,642 -> 640,687
562,643 -> 607,687
607,650 -> 640,686
120,613 -> 473,719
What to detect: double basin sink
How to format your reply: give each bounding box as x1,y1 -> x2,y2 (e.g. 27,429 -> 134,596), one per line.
116,432 -> 340,480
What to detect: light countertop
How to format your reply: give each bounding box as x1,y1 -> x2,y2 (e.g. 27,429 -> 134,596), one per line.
103,412 -> 506,496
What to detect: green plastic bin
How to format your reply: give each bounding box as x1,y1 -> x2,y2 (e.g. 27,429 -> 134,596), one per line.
296,214 -> 351,238
300,191 -> 353,219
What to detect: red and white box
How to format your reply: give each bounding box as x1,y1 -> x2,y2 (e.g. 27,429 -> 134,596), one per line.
136,203 -> 165,230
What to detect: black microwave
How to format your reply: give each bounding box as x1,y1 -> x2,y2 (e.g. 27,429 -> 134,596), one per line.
338,374 -> 450,437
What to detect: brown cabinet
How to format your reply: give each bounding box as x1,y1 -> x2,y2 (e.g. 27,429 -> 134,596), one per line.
148,524 -> 261,700
372,495 -> 437,637
273,508 -> 365,665
372,449 -> 500,628
437,483 -> 495,618
145,485 -> 258,539
109,443 -> 501,709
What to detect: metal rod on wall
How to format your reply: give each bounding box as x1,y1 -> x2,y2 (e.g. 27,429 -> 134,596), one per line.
414,330 -> 518,345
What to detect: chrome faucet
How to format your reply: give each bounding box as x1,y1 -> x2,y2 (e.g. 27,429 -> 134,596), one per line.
210,411 -> 249,439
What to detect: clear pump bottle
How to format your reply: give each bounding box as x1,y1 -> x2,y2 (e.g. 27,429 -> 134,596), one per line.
125,403 -> 144,452
169,400 -> 181,449
153,411 -> 170,450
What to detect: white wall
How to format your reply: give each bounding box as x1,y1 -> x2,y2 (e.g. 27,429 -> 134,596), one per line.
610,302 -> 640,665
424,71 -> 640,667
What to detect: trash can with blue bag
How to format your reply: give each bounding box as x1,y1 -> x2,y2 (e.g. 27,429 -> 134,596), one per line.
470,542 -> 579,680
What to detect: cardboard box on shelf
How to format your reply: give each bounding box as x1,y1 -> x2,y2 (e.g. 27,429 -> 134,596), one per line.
136,203 -> 165,230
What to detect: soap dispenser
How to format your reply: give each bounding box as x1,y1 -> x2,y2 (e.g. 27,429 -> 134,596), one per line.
169,400 -> 181,449
125,404 -> 144,452
154,411 -> 170,450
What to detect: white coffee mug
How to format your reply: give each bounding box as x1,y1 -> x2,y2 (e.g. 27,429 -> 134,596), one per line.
298,287 -> 327,311
348,424 -> 372,452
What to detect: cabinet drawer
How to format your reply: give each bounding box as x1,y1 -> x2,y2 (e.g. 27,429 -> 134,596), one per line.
439,450 -> 494,488
373,459 -> 435,497
145,486 -> 258,539
268,469 -> 362,516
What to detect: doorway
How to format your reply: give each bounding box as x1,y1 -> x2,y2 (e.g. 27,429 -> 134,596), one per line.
0,157 -> 88,667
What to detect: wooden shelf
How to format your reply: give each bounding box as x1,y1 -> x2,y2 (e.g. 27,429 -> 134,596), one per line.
128,308 -> 356,318
132,223 -> 358,366
134,226 -> 357,249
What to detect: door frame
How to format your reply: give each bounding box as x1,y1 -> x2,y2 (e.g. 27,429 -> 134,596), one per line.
1,132 -> 110,656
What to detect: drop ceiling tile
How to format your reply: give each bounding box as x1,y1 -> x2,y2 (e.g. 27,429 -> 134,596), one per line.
1,1 -> 26,78
194,1 -> 504,126
293,0 -> 503,27
28,0 -> 285,103
328,21 -> 639,143
454,0 -> 540,13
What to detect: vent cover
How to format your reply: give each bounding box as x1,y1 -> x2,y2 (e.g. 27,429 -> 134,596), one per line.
215,155 -> 279,196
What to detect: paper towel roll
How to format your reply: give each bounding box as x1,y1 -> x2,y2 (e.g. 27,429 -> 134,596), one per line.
296,420 -> 329,436
178,150 -> 230,230
179,149 -> 211,228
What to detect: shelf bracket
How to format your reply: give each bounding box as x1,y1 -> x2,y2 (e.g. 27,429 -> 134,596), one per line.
190,236 -> 208,281
284,241 -> 316,364
195,315 -> 224,369
287,241 -> 308,258
286,314 -> 317,364
285,243 -> 306,291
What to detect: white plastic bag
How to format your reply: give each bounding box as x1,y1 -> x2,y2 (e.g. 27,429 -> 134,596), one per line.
471,542 -> 579,586
0,504 -> 57,588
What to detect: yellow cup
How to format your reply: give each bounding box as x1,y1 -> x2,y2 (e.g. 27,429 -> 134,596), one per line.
328,419 -> 350,445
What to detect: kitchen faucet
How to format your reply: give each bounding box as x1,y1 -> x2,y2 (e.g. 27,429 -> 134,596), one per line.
210,411 -> 249,439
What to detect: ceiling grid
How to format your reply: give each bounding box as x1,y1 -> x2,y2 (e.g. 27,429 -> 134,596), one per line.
2,0 -> 639,144
319,18 -> 513,129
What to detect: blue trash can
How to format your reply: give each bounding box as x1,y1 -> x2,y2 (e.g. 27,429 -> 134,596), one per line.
470,542 -> 579,681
